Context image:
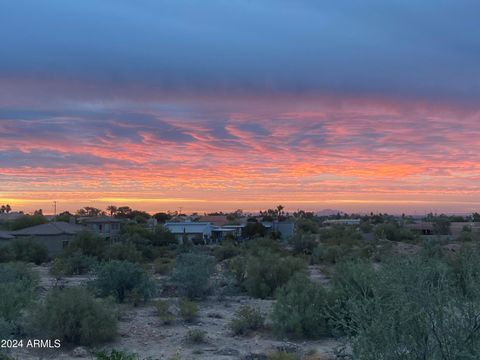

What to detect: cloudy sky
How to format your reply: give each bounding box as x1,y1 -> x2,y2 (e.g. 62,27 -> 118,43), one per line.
1,0 -> 479,214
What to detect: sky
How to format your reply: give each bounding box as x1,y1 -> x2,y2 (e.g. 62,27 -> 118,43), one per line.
1,0 -> 480,215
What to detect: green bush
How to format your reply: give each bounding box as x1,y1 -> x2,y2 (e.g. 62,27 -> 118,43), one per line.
213,239 -> 242,260
151,227 -> 177,247
272,273 -> 330,339
67,230 -> 107,258
171,253 -> 215,299
185,329 -> 206,343
105,242 -> 143,263
95,349 -> 138,360
0,262 -> 38,322
153,257 -> 174,275
289,233 -> 317,255
267,352 -> 299,360
50,252 -> 97,276
229,306 -> 264,335
93,260 -> 156,303
156,300 -> 174,325
31,287 -> 117,346
0,238 -> 48,264
178,298 -> 198,323
243,251 -> 306,298
329,255 -> 480,359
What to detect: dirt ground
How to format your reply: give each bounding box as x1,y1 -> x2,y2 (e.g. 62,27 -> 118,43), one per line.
8,265 -> 340,360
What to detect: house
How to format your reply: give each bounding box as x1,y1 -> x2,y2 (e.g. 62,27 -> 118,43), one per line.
197,215 -> 229,226
10,221 -> 85,255
0,231 -> 14,248
261,221 -> 295,239
211,224 -> 245,242
164,222 -> 212,244
79,216 -> 125,241
405,222 -> 434,235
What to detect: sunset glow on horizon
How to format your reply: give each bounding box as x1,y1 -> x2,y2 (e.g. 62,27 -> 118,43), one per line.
1,1 -> 480,215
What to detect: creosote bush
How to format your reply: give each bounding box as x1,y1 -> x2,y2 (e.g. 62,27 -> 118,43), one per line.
93,260 -> 156,303
50,251 -> 97,276
178,298 -> 198,323
229,306 -> 264,335
272,273 -> 330,339
171,253 -> 215,299
31,287 -> 117,346
156,300 -> 174,325
186,329 -> 207,343
243,251 -> 306,298
0,238 -> 48,264
0,262 -> 38,323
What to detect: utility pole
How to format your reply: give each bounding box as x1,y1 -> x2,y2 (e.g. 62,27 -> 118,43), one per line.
53,201 -> 57,218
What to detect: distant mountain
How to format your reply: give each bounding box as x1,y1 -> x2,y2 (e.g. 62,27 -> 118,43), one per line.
316,209 -> 344,216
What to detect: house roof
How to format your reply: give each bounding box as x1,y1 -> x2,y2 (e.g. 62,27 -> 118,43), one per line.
164,222 -> 211,234
0,231 -> 14,240
12,222 -> 85,236
80,216 -> 125,223
198,215 -> 229,226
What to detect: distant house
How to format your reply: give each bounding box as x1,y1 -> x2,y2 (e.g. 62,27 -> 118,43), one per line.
164,222 -> 212,244
405,222 -> 434,235
197,215 -> 230,226
261,221 -> 295,239
10,221 -> 85,255
80,216 -> 125,241
0,231 -> 14,248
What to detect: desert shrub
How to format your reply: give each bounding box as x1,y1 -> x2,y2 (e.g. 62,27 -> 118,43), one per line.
93,260 -> 156,303
151,227 -> 177,247
105,242 -> 143,263
243,251 -> 306,298
95,349 -> 138,360
178,298 -> 198,323
0,262 -> 38,322
50,251 -> 97,276
272,273 -> 330,339
120,233 -> 154,261
171,253 -> 215,299
330,255 -> 480,359
295,218 -> 320,234
267,352 -> 299,360
290,233 -> 317,255
156,300 -> 174,325
229,306 -> 264,335
0,238 -> 48,264
153,257 -> 174,275
243,222 -> 267,238
31,287 -> 117,346
185,329 -> 206,343
67,230 -> 107,258
213,239 -> 242,260
226,255 -> 248,286
374,223 -> 415,242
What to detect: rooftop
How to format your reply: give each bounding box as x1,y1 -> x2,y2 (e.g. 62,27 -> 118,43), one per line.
12,221 -> 85,236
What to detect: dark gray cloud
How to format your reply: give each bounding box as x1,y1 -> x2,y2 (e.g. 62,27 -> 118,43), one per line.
0,0 -> 479,103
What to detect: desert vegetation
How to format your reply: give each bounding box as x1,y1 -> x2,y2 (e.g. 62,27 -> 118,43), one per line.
1,209 -> 480,359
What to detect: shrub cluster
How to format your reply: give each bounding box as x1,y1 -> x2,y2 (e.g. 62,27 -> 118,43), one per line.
171,253 -> 215,299
229,306 -> 264,335
93,260 -> 156,304
30,287 -> 117,346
